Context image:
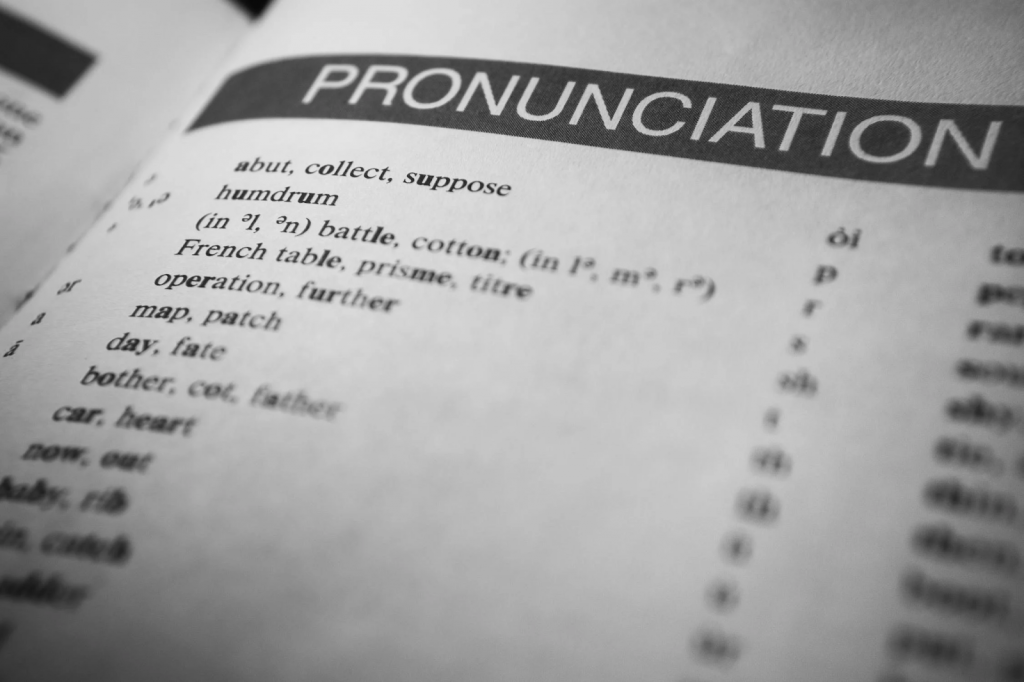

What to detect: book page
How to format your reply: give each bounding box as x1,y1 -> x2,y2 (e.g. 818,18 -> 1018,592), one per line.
0,1 -> 1022,680
0,0 -> 249,325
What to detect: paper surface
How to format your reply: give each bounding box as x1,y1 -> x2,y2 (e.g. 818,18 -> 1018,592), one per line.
0,1 -> 1021,680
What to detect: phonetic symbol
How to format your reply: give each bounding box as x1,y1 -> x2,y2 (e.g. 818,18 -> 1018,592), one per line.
691,628 -> 742,667
706,580 -> 740,612
736,489 -> 780,524
721,532 -> 753,564
751,447 -> 792,476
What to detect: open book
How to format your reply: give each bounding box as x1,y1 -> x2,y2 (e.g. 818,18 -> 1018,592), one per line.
0,0 -> 1021,679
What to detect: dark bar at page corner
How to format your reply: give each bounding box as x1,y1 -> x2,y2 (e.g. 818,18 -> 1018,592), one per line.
190,55 -> 1024,192
0,6 -> 94,97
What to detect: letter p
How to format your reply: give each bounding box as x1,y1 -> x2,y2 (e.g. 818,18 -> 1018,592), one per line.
813,266 -> 838,285
302,65 -> 360,105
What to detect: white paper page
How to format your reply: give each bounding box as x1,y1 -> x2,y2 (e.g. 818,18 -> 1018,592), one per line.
0,0 -> 248,325
0,1 -> 1022,680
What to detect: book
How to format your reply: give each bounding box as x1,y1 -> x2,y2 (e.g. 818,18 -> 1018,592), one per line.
0,0 -> 1021,679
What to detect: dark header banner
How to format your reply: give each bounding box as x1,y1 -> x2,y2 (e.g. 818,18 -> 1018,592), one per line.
191,54 -> 1024,192
0,6 -> 94,97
